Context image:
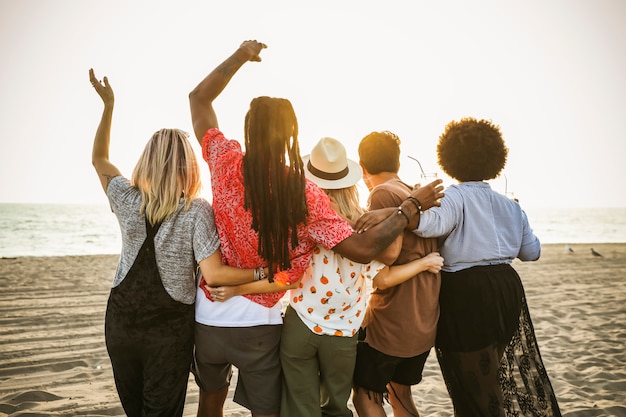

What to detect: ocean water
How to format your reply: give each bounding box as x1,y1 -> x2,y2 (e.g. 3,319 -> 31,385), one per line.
0,203 -> 121,258
0,203 -> 625,258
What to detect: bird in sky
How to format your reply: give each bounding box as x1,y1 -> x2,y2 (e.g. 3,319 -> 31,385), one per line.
590,248 -> 603,257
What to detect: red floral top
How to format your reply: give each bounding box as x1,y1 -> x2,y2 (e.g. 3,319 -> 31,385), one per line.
201,128 -> 354,308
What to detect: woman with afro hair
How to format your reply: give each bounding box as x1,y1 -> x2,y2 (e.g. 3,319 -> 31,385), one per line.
357,117 -> 561,416
417,117 -> 561,416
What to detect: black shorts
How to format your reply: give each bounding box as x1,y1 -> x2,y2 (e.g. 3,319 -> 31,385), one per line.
353,339 -> 430,394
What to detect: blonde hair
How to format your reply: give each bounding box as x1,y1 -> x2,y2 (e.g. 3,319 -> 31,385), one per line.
324,185 -> 364,224
131,129 -> 201,224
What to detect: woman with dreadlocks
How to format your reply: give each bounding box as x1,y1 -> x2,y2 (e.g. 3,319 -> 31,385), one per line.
188,40 -> 444,417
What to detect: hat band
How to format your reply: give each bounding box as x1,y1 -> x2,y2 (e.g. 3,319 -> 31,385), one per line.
307,160 -> 349,180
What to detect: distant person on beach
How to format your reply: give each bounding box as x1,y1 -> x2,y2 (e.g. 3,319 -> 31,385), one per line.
89,69 -> 261,417
356,118 -> 562,416
351,131 -> 442,417
207,136 -> 444,417
187,40 -> 444,417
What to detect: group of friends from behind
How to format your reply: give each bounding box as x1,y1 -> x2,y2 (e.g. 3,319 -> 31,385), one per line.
89,39 -> 562,417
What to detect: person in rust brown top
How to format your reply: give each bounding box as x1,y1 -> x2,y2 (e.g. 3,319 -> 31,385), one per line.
352,131 -> 441,417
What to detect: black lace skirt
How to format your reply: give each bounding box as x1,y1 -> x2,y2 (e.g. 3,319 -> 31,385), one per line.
436,264 -> 561,417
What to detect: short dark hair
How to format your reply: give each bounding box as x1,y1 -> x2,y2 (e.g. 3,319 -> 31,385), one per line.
437,117 -> 508,182
358,131 -> 401,174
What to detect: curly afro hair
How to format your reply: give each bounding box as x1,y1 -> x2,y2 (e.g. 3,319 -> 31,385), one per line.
437,117 -> 508,182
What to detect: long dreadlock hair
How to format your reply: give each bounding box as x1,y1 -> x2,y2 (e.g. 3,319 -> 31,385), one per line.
242,96 -> 309,281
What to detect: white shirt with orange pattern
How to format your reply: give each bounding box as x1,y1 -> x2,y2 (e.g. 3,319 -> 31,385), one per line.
289,244 -> 386,337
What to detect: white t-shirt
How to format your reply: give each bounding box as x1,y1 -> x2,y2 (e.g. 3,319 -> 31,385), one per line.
195,291 -> 284,327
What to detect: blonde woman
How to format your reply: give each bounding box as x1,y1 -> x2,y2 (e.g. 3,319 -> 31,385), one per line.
89,69 -> 259,417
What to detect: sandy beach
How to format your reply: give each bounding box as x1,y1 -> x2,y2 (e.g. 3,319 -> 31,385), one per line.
1,243 -> 625,417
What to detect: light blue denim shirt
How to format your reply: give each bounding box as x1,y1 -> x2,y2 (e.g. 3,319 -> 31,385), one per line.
415,181 -> 540,272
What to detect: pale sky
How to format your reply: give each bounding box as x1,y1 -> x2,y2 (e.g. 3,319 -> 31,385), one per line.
1,0 -> 624,209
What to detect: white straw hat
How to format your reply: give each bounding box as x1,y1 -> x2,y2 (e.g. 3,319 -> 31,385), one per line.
302,137 -> 363,190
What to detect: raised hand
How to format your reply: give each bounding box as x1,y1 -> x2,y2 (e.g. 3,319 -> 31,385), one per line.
89,68 -> 114,106
89,68 -> 121,193
239,40 -> 267,62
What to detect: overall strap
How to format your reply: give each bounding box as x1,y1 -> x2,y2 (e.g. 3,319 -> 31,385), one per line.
145,217 -> 163,241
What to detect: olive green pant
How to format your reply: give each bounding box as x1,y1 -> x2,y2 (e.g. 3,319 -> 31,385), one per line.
280,305 -> 358,417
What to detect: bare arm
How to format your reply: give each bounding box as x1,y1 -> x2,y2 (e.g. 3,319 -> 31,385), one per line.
332,205 -> 411,263
189,40 -> 267,144
89,69 -> 122,193
373,251 -> 444,290
353,179 -> 445,233
207,275 -> 302,302
331,195 -> 402,266
198,249 -> 267,287
333,179 -> 444,263
374,235 -> 402,265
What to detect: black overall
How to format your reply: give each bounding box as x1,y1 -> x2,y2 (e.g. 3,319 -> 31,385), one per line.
105,219 -> 195,417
